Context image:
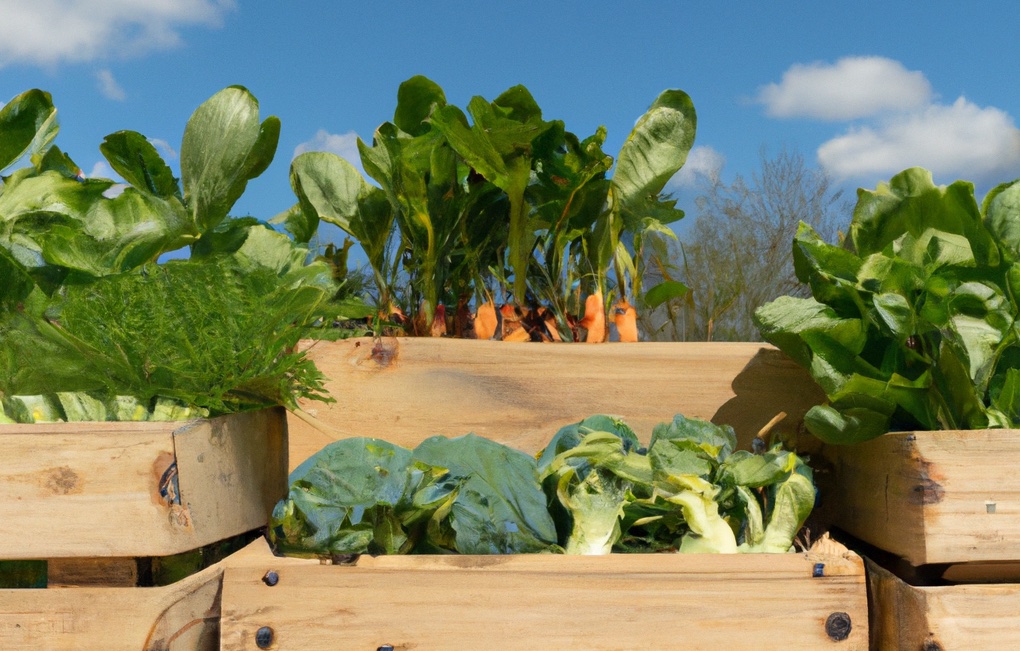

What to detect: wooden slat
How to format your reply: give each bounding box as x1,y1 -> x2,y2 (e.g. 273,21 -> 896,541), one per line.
289,338 -> 824,471
824,430 -> 1020,566
0,408 -> 288,559
868,558 -> 1020,649
220,537 -> 867,650
0,557 -> 223,650
47,558 -> 138,587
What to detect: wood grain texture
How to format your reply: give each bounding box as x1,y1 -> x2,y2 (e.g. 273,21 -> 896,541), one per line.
288,338 -> 824,471
868,558 -> 1020,650
824,430 -> 1020,566
0,407 -> 288,559
220,537 -> 868,650
0,557 -> 223,650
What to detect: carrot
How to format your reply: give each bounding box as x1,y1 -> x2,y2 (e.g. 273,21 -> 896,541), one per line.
613,299 -> 638,342
578,291 -> 606,343
473,301 -> 498,340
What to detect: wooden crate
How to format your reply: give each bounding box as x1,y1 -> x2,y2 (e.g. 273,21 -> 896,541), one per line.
220,536 -> 868,650
0,558 -> 224,650
868,558 -> 1020,649
252,339 -> 868,649
1,407 -> 287,559
288,337 -> 826,470
823,430 -> 1020,567
0,407 -> 288,650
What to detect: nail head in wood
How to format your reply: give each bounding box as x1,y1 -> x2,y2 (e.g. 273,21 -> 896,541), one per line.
255,626 -> 274,648
825,611 -> 851,641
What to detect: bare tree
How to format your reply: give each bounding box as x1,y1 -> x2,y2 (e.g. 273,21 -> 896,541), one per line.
641,146 -> 849,342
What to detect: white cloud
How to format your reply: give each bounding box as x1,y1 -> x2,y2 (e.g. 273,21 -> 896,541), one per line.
757,56 -> 932,121
0,0 -> 235,68
95,69 -> 126,101
667,145 -> 725,191
88,161 -> 128,196
294,129 -> 367,177
818,97 -> 1020,184
149,138 -> 178,161
88,161 -> 115,179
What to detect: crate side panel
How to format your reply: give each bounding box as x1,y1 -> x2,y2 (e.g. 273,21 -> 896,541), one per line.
289,338 -> 822,470
827,430 -> 1020,565
0,426 -> 183,559
0,562 -> 222,650
0,409 -> 287,559
173,408 -> 288,551
220,541 -> 867,650
823,434 -> 928,564
867,558 -> 1020,649
914,430 -> 1020,565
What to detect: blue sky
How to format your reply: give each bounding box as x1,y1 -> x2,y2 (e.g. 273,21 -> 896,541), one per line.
2,1 -> 1019,241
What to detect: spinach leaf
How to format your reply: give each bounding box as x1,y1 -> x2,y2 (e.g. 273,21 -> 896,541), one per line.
756,167 -> 1020,443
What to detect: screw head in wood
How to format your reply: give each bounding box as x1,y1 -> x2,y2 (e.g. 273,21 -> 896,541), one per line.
377,646 -> 395,651
255,626 -> 274,648
825,611 -> 852,641
262,570 -> 280,586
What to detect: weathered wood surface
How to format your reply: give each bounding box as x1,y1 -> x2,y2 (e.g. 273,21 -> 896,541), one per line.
220,536 -> 868,650
868,558 -> 1020,649
0,558 -> 223,650
824,430 -> 1020,566
289,338 -> 824,471
0,408 -> 288,559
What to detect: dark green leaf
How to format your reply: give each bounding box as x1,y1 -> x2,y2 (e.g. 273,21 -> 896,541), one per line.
0,89 -> 57,171
413,434 -> 558,553
984,179 -> 1020,258
181,86 -> 280,233
100,131 -> 181,199
394,75 -> 446,137
650,414 -> 736,462
643,279 -> 689,310
612,89 -> 697,207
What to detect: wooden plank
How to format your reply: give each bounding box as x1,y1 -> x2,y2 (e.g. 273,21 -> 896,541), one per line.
47,558 -> 138,587
0,557 -> 223,650
868,558 -> 1020,649
219,537 -> 868,650
289,338 -> 823,471
824,429 -> 1020,566
0,408 -> 287,559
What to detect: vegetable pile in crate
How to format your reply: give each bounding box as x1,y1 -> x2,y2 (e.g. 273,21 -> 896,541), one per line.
755,167 -> 1020,445
271,414 -> 814,557
755,167 -> 1020,650
0,88 -> 340,423
0,86 -> 335,649
225,412 -> 866,650
283,75 -> 696,341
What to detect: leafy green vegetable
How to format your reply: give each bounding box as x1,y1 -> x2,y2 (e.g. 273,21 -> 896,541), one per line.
755,167 -> 1020,444
1,86 -> 351,420
0,251 -> 332,417
272,438 -> 426,556
281,75 -> 695,340
537,422 -> 652,554
271,414 -> 814,557
412,434 -> 558,553
270,434 -> 557,556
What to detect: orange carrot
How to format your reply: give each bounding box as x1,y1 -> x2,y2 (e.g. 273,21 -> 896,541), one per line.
579,291 -> 606,343
474,301 -> 498,340
613,299 -> 638,342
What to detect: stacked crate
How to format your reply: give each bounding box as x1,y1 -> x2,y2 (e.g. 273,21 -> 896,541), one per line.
825,430 -> 1020,648
0,408 -> 288,649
